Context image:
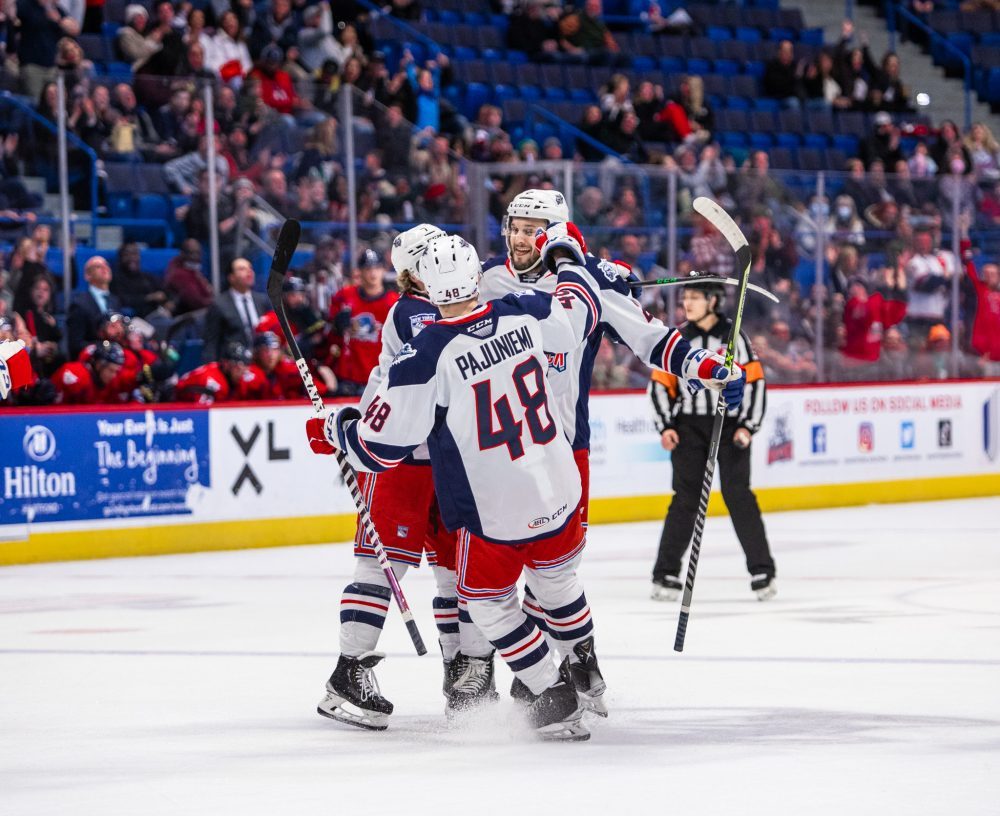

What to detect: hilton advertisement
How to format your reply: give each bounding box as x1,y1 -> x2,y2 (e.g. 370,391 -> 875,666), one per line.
0,409 -> 210,525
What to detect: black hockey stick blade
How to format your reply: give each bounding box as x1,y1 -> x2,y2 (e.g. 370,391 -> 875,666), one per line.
266,219 -> 302,315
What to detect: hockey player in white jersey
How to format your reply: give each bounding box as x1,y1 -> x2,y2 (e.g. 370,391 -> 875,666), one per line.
482,190 -> 747,711
307,231 -> 744,740
314,224 -> 497,731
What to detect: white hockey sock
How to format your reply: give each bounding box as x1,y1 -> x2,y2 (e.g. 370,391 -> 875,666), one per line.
338,559 -> 408,657
465,594 -> 559,695
458,599 -> 495,658
431,566 -> 460,660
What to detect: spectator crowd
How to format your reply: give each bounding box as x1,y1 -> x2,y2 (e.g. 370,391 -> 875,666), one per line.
0,1 -> 999,408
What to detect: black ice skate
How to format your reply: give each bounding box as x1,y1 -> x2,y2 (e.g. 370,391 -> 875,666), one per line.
527,658 -> 590,742
651,575 -> 682,602
317,652 -> 394,731
446,652 -> 500,715
751,573 -> 777,601
569,636 -> 608,717
509,676 -> 538,706
442,650 -> 467,698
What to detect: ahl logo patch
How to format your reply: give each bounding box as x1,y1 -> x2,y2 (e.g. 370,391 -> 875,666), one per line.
409,313 -> 436,337
546,351 -> 567,372
391,344 -> 417,366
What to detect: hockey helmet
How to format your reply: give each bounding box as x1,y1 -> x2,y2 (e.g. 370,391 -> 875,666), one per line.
93,340 -> 126,367
416,235 -> 481,306
356,248 -> 383,270
253,331 -> 281,350
391,223 -> 446,276
221,341 -> 252,365
684,277 -> 726,312
502,189 -> 570,273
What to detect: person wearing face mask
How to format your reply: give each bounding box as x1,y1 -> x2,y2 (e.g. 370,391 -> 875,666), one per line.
793,195 -> 834,259
831,195 -> 865,247
937,151 -> 977,233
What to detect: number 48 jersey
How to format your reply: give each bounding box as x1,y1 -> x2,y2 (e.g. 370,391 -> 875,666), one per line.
335,267 -> 602,546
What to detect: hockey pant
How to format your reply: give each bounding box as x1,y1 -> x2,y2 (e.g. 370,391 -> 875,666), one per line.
339,557 -> 492,659
457,522 -> 594,695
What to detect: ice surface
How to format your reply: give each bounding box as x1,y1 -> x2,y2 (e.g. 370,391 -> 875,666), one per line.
1,498 -> 999,816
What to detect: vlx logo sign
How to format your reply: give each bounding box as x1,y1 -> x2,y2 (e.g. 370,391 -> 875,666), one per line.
230,422 -> 289,495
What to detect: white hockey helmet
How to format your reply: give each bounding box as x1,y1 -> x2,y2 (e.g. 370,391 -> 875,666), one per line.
416,235 -> 481,306
503,189 -> 570,273
390,223 -> 446,276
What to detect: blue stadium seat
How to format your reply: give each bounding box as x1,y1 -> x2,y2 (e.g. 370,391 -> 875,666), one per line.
707,26 -> 731,41
658,57 -> 685,74
141,249 -> 177,275
775,132 -> 801,149
832,134 -> 860,156
749,110 -> 777,132
714,59 -> 740,76
464,83 -> 490,119
687,58 -> 711,75
752,97 -> 780,113
799,132 -> 826,151
749,132 -> 774,149
735,26 -> 762,43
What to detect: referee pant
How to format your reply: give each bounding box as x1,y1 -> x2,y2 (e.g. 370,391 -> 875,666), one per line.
653,415 -> 776,582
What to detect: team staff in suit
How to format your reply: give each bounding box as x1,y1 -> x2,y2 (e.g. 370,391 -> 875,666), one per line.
202,257 -> 271,362
67,256 -> 122,358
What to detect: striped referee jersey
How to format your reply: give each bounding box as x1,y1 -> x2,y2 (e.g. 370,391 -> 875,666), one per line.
648,316 -> 766,432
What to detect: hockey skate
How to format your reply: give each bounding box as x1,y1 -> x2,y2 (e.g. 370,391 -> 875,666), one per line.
509,676 -> 538,706
651,575 -> 682,602
446,652 -> 500,715
442,651 -> 467,698
569,636 -> 608,717
527,659 -> 590,742
317,652 -> 394,731
751,573 -> 777,601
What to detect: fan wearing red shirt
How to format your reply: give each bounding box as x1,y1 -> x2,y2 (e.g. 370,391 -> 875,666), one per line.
328,249 -> 399,395
52,341 -> 131,405
841,265 -> 908,363
175,342 -> 252,404
962,240 -> 1000,367
249,45 -> 300,117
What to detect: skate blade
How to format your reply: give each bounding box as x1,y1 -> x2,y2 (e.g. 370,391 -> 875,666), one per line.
536,717 -> 591,742
755,582 -> 777,601
316,695 -> 389,731
578,690 -> 609,718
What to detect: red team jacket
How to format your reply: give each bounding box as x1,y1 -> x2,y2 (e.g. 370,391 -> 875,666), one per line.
328,286 -> 399,386
236,360 -> 305,400
174,363 -> 238,404
51,362 -> 131,405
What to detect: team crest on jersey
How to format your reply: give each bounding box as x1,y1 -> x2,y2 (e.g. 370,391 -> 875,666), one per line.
391,344 -> 417,365
409,313 -> 435,336
392,236 -> 402,247
546,351 -> 567,372
353,312 -> 381,340
597,259 -> 619,283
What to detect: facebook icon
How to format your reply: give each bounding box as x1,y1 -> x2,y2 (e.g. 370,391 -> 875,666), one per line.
811,424 -> 827,454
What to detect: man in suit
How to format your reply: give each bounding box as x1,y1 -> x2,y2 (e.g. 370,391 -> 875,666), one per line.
202,257 -> 271,362
67,256 -> 122,358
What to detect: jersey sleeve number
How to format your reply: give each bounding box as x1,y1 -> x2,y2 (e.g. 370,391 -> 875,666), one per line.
363,397 -> 392,432
472,357 -> 556,460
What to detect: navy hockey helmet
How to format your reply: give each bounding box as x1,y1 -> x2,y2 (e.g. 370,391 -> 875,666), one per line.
221,341 -> 252,364
93,340 -> 126,367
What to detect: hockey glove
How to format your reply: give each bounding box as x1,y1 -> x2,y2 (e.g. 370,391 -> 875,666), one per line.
535,222 -> 588,272
680,347 -> 745,409
0,340 -> 36,400
305,406 -> 362,456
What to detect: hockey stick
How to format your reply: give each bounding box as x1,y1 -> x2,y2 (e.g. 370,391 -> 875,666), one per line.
674,197 -> 754,653
265,219 -> 428,657
629,273 -> 778,304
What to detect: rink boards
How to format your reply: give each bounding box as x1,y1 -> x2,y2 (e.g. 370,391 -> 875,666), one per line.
1,379 -> 999,564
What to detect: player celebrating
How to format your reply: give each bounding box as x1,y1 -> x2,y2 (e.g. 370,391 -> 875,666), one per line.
311,225 -> 496,731
648,281 -> 776,600
480,190 -> 744,710
306,232 -> 744,741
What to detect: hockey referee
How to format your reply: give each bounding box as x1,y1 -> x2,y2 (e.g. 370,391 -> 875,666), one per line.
647,280 -> 777,601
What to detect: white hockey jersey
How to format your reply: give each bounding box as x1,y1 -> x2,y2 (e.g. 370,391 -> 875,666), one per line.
479,254 -> 692,451
336,265 -> 602,545
359,293 -> 440,462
